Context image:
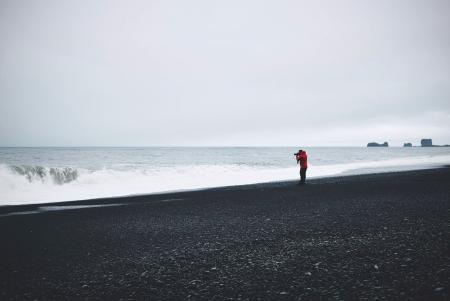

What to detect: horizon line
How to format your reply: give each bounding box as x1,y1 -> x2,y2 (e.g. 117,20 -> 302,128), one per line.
0,145 -> 429,148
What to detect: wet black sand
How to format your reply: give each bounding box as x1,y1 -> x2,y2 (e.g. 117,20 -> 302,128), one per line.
1,168 -> 449,300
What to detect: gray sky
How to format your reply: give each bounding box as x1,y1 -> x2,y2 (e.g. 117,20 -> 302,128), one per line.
1,0 -> 449,146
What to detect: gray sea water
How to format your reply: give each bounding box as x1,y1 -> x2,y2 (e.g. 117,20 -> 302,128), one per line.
1,147 -> 450,205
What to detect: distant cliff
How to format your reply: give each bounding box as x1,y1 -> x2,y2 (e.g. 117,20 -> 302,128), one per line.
403,143 -> 412,147
420,138 -> 450,147
367,142 -> 389,147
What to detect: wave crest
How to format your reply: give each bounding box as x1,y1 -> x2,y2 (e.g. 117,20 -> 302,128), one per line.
10,165 -> 79,185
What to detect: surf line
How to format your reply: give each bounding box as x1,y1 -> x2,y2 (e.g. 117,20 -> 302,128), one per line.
0,198 -> 185,218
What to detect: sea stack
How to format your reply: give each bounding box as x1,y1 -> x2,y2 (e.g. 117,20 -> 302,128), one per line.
403,143 -> 412,147
367,142 -> 389,147
421,139 -> 433,147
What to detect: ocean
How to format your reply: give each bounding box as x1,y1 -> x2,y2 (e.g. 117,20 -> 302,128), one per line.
1,147 -> 450,205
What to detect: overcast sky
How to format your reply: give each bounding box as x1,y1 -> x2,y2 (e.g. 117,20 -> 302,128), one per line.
1,0 -> 449,146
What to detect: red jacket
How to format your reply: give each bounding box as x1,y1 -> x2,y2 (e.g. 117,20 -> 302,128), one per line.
296,151 -> 308,168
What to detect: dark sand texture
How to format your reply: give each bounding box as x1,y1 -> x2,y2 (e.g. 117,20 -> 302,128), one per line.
1,168 -> 450,300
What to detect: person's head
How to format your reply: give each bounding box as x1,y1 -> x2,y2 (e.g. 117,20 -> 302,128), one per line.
299,149 -> 303,153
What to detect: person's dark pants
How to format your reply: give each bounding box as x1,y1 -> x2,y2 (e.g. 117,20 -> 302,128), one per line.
300,167 -> 307,184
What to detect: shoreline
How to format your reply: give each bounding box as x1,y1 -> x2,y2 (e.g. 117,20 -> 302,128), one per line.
1,149 -> 450,207
1,167 -> 449,300
0,165 -> 448,214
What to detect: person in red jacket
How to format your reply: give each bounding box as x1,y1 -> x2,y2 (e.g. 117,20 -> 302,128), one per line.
295,149 -> 308,184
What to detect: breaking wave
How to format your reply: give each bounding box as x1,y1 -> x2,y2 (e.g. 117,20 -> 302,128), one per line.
10,165 -> 79,185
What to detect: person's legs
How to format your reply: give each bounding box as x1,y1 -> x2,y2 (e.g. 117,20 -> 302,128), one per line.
300,167 -> 307,184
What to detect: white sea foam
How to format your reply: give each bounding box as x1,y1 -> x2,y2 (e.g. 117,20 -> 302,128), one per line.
1,154 -> 449,205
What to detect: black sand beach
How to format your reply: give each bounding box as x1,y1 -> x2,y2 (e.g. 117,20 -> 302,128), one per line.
1,168 -> 449,300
